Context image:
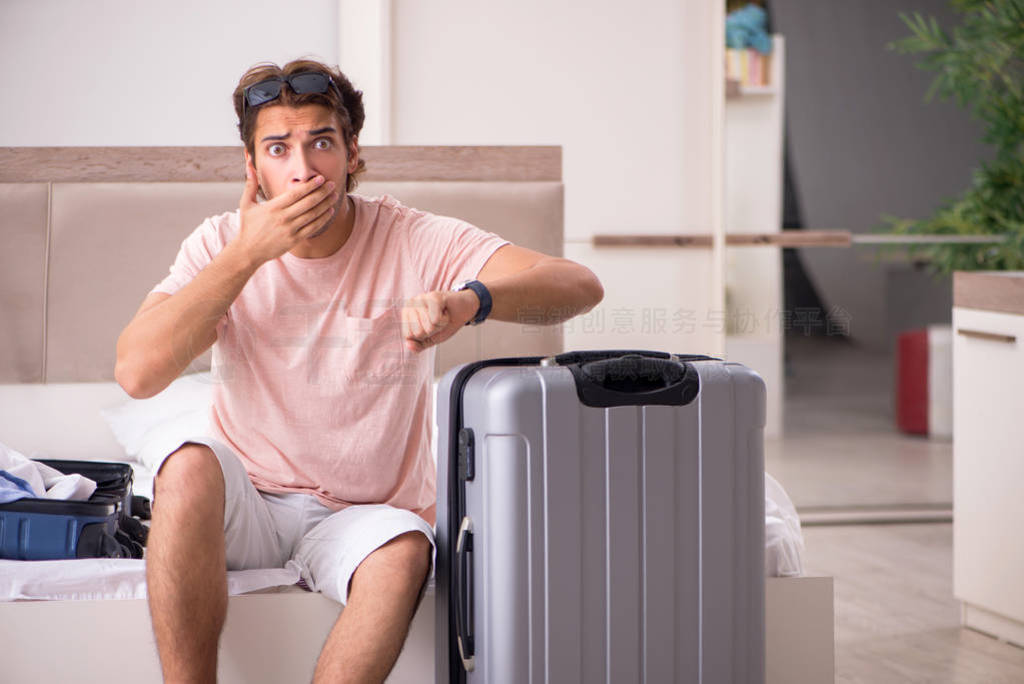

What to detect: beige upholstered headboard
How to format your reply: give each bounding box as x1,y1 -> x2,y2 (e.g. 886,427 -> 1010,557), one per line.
0,146 -> 564,384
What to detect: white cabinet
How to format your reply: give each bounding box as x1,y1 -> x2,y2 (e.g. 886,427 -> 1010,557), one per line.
953,304 -> 1024,646
724,35 -> 785,439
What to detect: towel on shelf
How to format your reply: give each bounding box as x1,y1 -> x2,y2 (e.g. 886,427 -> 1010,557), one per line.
725,4 -> 773,55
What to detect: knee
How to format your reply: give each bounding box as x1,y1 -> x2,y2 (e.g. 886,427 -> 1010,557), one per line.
387,531 -> 433,576
154,442 -> 224,505
353,531 -> 433,592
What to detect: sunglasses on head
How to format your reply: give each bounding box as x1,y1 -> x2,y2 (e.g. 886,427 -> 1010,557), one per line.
242,72 -> 340,118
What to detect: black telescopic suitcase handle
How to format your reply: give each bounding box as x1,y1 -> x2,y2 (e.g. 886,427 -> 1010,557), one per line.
550,349 -> 716,366
455,516 -> 475,673
558,351 -> 708,408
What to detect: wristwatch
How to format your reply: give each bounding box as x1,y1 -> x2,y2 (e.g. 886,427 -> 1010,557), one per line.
452,279 -> 492,326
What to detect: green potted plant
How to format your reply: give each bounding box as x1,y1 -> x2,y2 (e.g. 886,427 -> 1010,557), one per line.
882,0 -> 1024,275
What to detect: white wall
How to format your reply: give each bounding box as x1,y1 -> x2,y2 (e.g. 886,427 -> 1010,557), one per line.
0,0 -> 339,146
390,0 -> 725,356
391,0 -> 717,242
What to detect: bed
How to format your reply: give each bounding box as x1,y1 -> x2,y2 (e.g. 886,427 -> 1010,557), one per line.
0,145 -> 833,683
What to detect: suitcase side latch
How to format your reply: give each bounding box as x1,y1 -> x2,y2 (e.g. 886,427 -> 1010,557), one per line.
458,428 -> 476,482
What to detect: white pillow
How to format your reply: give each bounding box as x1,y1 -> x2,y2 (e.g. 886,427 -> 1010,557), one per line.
101,372 -> 214,470
764,472 -> 805,577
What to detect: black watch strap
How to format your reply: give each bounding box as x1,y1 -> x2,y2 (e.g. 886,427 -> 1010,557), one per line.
459,280 -> 492,325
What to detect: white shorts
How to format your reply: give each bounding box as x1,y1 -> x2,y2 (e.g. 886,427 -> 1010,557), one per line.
155,436 -> 436,606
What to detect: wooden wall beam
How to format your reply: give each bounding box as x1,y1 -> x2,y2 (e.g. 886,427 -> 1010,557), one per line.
0,146 -> 562,183
592,230 -> 852,248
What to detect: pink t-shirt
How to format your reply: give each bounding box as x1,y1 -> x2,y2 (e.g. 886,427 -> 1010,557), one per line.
152,193 -> 510,526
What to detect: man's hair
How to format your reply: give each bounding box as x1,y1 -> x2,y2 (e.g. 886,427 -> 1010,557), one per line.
233,58 -> 367,192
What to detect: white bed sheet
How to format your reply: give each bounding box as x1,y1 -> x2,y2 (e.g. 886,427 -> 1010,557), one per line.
0,558 -> 303,601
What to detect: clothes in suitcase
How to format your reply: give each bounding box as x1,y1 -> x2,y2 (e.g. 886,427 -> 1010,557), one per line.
436,350 -> 766,684
0,460 -> 150,560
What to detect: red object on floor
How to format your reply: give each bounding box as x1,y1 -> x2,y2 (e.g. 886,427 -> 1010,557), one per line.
897,329 -> 929,435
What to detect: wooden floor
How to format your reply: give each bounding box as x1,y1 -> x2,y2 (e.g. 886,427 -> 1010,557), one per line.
803,524 -> 1024,684
775,334 -> 1024,682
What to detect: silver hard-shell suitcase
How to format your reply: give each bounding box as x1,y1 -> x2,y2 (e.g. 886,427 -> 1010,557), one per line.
435,350 -> 766,684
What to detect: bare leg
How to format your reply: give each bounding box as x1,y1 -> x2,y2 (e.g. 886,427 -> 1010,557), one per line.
313,531 -> 433,684
147,443 -> 227,684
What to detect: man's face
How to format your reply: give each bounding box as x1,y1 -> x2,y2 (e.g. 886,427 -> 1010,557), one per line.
246,102 -> 358,212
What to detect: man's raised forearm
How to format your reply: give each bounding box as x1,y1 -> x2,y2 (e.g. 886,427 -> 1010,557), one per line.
115,241 -> 261,398
481,258 -> 604,325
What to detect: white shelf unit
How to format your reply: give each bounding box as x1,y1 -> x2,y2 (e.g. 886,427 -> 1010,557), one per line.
735,86 -> 778,97
724,35 -> 786,439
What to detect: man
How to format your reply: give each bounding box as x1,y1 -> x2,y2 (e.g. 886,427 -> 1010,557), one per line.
115,58 -> 603,683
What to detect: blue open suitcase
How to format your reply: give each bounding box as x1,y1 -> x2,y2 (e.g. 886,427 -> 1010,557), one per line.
436,350 -> 766,683
0,460 -> 147,560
